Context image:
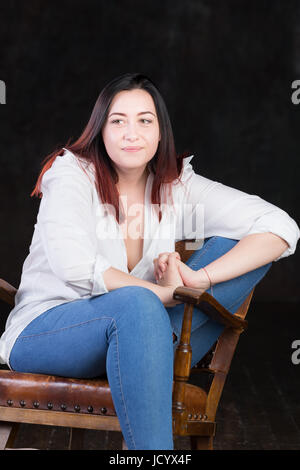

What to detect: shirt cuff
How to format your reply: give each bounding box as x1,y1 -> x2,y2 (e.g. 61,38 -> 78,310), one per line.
246,210 -> 300,261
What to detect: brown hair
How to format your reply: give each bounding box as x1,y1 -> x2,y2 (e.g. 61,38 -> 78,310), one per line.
31,72 -> 191,223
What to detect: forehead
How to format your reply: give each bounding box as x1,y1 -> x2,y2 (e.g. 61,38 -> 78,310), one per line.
108,89 -> 156,114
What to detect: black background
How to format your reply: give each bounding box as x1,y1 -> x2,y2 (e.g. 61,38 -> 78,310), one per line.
0,0 -> 300,450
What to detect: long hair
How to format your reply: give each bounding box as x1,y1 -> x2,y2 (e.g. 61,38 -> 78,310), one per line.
31,72 -> 191,223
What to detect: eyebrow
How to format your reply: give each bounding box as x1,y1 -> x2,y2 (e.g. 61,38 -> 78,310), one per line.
108,111 -> 156,118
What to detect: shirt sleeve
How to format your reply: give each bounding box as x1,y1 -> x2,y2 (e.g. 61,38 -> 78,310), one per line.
179,158 -> 300,262
38,155 -> 112,296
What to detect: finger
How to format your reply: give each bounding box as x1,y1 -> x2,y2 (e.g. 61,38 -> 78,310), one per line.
158,252 -> 180,271
170,253 -> 182,271
158,251 -> 181,261
167,252 -> 177,265
153,257 -> 164,280
159,260 -> 167,272
157,252 -> 172,273
156,252 -> 181,276
153,258 -> 159,280
158,253 -> 170,264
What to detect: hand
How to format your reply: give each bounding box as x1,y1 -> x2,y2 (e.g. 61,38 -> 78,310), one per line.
153,251 -> 181,282
153,252 -> 184,307
177,262 -> 211,293
154,251 -> 211,293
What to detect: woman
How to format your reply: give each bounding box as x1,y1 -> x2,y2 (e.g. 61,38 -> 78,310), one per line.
0,72 -> 299,450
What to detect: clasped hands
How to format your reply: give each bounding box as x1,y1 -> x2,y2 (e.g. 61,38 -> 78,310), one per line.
152,251 -> 211,307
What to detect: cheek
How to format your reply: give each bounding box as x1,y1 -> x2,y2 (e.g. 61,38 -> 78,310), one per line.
102,129 -> 118,149
148,130 -> 160,150
146,127 -> 160,143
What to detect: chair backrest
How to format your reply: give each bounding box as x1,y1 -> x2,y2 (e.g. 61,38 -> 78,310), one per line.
0,279 -> 17,307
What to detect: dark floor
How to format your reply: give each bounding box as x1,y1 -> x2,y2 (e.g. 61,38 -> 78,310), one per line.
6,301 -> 300,450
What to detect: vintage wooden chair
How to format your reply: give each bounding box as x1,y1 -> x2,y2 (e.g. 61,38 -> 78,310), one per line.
0,240 -> 254,450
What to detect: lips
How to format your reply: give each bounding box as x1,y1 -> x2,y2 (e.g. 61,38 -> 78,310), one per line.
122,147 -> 143,151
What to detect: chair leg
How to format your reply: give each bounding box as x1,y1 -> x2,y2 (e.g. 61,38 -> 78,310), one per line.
0,422 -> 19,449
122,438 -> 128,450
68,428 -> 85,450
190,436 -> 213,450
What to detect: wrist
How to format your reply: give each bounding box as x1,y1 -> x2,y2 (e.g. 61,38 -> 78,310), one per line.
154,284 -> 174,304
194,267 -> 212,291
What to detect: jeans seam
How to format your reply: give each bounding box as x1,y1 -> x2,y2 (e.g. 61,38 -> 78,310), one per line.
110,319 -> 136,450
227,283 -> 254,312
15,316 -> 115,340
188,236 -> 218,268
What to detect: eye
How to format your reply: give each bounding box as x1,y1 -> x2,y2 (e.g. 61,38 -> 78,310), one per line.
110,118 -> 153,125
111,119 -> 124,124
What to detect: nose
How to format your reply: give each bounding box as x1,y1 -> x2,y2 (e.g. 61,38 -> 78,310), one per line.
124,121 -> 139,141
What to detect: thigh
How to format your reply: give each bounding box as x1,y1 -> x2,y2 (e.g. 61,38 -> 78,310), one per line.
9,298 -> 113,378
9,286 -> 168,378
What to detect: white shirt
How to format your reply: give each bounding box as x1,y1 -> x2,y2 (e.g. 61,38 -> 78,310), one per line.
0,148 -> 299,366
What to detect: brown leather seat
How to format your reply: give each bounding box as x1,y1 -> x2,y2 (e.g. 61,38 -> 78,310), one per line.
0,369 -> 207,419
0,369 -> 116,416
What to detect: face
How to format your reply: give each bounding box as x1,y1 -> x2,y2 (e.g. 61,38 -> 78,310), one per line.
102,89 -> 161,178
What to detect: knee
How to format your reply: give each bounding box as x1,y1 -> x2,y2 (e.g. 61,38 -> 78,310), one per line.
116,286 -> 172,334
118,285 -> 162,307
125,285 -> 166,315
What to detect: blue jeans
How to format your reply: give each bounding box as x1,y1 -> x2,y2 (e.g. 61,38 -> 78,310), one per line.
9,236 -> 272,450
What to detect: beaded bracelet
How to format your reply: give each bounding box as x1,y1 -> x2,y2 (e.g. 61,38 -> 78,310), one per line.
202,267 -> 214,296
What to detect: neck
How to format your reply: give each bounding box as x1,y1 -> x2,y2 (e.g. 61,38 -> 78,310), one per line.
116,166 -> 150,195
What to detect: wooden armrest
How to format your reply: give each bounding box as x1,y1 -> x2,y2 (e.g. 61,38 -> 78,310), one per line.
173,287 -> 248,331
0,279 -> 17,307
